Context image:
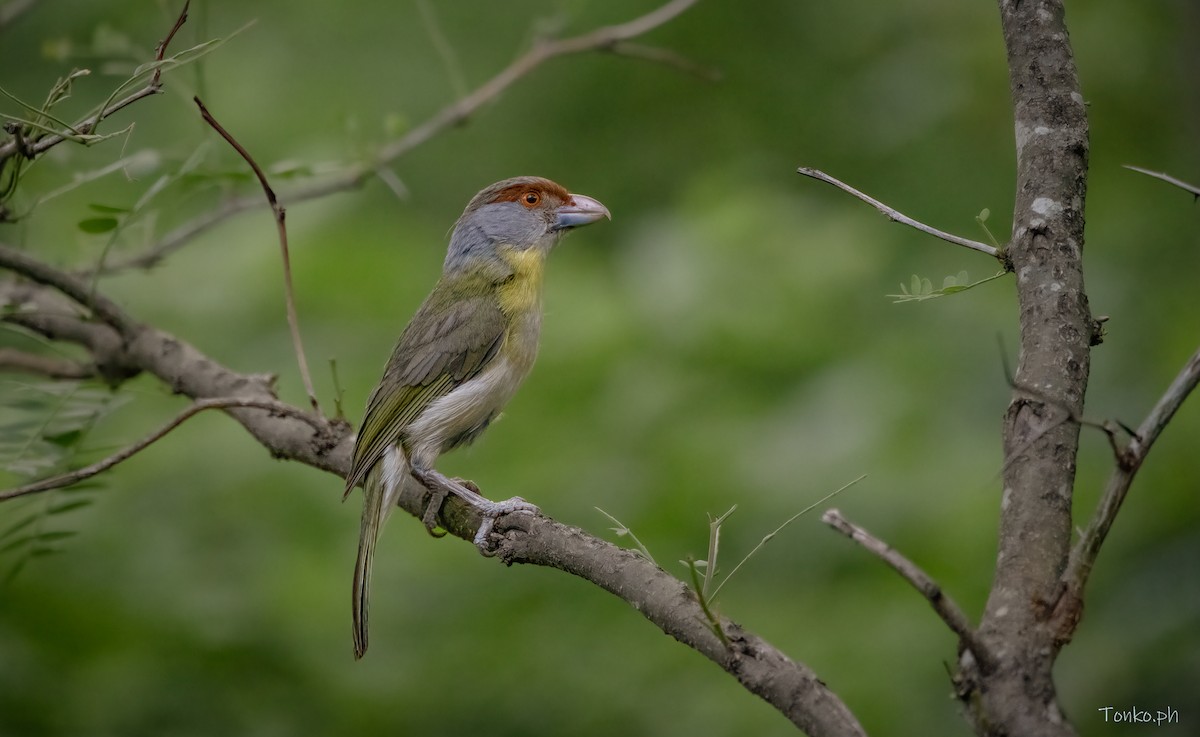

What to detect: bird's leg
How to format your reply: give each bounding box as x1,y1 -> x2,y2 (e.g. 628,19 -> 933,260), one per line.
409,466 -> 539,547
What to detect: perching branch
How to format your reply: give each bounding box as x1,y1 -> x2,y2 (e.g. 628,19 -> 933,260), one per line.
796,167 -> 1002,260
821,508 -> 995,672
193,96 -> 321,414
103,0 -> 705,273
0,396 -> 322,502
0,247 -> 866,737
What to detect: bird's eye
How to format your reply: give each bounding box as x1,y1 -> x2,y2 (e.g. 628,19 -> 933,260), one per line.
522,191 -> 541,207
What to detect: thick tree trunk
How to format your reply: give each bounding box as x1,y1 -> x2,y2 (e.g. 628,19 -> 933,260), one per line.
961,2 -> 1095,734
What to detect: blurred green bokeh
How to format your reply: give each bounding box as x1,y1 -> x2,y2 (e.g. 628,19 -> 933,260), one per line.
1,1 -> 1197,735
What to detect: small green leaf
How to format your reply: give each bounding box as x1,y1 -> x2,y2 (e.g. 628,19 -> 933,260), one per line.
977,208 -> 990,223
77,217 -> 118,234
49,499 -> 93,516
43,428 -> 84,447
34,530 -> 76,543
87,203 -> 131,214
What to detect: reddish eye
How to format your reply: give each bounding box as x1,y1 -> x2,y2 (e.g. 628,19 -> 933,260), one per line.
522,191 -> 541,207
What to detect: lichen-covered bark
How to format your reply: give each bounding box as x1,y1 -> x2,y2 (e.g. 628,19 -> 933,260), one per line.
963,1 -> 1093,734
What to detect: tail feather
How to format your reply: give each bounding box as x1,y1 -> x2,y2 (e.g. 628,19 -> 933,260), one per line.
352,471 -> 386,659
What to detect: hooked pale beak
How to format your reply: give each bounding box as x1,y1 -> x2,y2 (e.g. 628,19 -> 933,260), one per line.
553,194 -> 611,231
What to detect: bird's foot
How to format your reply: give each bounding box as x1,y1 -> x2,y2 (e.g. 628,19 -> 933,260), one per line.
410,467 -> 539,549
468,495 -> 540,547
420,487 -> 449,538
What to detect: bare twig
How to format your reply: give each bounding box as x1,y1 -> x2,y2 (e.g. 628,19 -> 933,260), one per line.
0,396 -> 326,502
710,474 -> 864,600
152,0 -> 191,88
1123,165 -> 1200,199
1063,345 -> 1200,601
608,41 -> 721,81
106,0 -> 703,272
0,348 -> 94,379
0,241 -> 139,332
796,167 -> 1002,260
0,1 -> 189,164
194,96 -> 321,414
822,508 -> 995,671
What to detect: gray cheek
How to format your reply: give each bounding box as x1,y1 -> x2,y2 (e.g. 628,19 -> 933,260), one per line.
475,204 -> 545,247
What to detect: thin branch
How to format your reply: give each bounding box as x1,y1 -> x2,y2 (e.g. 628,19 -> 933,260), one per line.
607,41 -> 722,81
1063,345 -> 1200,601
0,1 -> 189,164
796,167 -> 1002,260
105,0 -> 702,273
822,508 -> 995,672
194,96 -> 321,414
0,241 -> 139,333
0,396 -> 326,502
1123,165 -> 1200,199
0,348 -> 94,379
711,474 -> 865,600
151,0 -> 191,89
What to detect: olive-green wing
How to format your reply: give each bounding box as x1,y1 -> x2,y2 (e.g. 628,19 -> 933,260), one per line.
343,293 -> 506,495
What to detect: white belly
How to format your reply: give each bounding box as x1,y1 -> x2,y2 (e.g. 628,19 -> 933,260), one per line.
404,353 -> 533,468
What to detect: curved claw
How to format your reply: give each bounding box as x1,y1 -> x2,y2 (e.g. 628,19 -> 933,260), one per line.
471,496 -> 540,547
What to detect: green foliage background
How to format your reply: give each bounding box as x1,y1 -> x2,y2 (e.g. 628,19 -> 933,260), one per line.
1,1 -> 1197,735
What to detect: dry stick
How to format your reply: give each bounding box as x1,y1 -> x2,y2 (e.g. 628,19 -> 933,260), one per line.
0,396 -> 325,502
193,96 -> 321,414
0,348 -> 94,379
1063,345 -> 1200,600
796,167 -> 1002,260
822,508 -> 996,672
0,1 -> 189,164
1123,165 -> 1200,199
105,0 -> 704,272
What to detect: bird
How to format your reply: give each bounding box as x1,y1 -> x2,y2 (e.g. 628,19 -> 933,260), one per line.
344,176 -> 610,659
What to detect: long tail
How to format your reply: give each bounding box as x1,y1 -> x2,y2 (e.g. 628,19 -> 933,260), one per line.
352,471 -> 386,659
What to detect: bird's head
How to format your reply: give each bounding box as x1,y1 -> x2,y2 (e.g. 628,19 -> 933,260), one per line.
445,176 -> 610,272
